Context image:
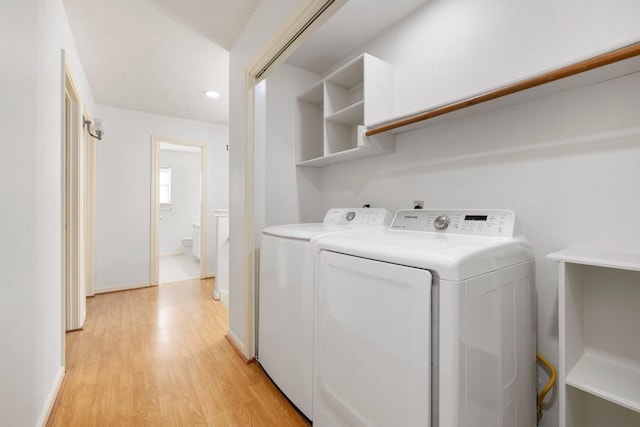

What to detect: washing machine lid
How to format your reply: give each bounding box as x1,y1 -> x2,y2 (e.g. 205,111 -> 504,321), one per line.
313,209 -> 534,281
262,223 -> 347,240
262,208 -> 392,241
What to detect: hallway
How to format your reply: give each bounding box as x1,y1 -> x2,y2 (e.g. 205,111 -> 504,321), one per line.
48,279 -> 307,426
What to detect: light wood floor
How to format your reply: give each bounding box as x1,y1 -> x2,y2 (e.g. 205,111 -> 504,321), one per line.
48,279 -> 308,426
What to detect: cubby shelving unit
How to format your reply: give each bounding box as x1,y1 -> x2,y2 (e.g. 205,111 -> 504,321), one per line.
295,53 -> 395,167
548,247 -> 640,427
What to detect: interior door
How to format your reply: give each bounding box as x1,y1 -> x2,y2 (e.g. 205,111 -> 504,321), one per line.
314,250 -> 432,427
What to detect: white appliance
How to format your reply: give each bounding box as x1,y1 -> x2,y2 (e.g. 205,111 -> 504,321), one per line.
313,209 -> 536,427
258,208 -> 392,420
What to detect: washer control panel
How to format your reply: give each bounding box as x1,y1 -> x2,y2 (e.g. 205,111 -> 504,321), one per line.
323,208 -> 392,226
390,209 -> 515,237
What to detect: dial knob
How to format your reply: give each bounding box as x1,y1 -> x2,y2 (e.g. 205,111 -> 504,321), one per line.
433,214 -> 450,230
346,211 -> 356,221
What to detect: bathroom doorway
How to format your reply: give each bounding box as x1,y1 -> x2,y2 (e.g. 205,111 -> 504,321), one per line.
150,137 -> 207,284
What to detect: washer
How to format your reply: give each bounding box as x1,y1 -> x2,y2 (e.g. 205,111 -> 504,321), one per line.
258,208 -> 392,420
313,209 -> 536,427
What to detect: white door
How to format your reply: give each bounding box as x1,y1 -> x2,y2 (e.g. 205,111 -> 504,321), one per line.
314,250 -> 432,427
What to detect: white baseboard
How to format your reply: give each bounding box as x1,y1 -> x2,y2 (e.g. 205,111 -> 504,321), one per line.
220,290 -> 229,308
94,282 -> 153,294
37,366 -> 65,427
226,329 -> 246,357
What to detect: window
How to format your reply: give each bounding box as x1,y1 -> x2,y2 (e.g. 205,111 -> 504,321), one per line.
159,166 -> 172,208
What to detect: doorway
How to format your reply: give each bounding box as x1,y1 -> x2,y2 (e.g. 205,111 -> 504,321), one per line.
150,137 -> 207,284
63,56 -> 90,332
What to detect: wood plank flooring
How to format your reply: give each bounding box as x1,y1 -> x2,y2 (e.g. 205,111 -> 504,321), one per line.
47,279 -> 308,426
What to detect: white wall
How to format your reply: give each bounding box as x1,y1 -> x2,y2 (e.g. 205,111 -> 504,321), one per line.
94,105 -> 228,291
362,0 -> 640,121
228,0 -> 301,350
0,0 -> 94,425
261,63 -> 323,229
159,150 -> 201,255
302,2 -> 640,427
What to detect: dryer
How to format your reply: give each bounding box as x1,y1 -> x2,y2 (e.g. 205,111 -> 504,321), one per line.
258,208 -> 391,420
313,209 -> 536,427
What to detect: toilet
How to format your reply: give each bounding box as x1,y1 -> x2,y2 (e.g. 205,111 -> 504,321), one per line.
181,237 -> 193,258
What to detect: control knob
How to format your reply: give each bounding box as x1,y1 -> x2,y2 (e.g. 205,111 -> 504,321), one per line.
433,214 -> 450,230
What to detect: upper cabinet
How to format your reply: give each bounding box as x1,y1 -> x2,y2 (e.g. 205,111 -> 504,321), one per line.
296,54 -> 395,167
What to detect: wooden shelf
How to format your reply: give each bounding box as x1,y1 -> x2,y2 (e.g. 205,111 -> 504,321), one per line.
367,41 -> 640,137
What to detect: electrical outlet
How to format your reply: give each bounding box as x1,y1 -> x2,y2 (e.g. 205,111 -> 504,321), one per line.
413,200 -> 424,209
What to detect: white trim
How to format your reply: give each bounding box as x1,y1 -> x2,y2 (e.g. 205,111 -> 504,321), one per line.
247,0 -> 348,81
199,145 -> 207,279
150,137 -> 159,285
243,71 -> 256,359
226,329 -> 246,356
37,366 -> 65,427
60,49 -> 67,372
64,58 -> 87,331
94,282 -> 153,295
240,0 -> 348,360
219,289 -> 230,309
150,136 -> 207,285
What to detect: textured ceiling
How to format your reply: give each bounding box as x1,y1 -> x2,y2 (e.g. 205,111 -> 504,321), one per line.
63,0 -> 261,124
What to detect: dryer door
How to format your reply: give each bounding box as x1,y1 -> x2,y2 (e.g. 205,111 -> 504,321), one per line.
315,250 -> 432,427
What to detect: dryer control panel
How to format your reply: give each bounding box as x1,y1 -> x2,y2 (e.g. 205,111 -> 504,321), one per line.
390,209 -> 515,237
323,208 -> 392,227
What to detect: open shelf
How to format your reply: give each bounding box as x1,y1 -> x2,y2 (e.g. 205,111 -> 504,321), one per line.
566,387 -> 640,427
296,82 -> 324,163
548,247 -> 640,271
325,81 -> 364,115
366,41 -> 640,137
567,352 -> 640,413
324,121 -> 358,155
325,101 -> 364,125
295,53 -> 395,167
549,247 -> 640,427
298,126 -> 394,167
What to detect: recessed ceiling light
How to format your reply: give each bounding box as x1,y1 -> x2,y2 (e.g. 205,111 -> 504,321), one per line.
204,90 -> 220,98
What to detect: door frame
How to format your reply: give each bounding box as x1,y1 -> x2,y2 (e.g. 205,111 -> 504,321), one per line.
63,55 -> 87,332
240,0 -> 347,358
150,136 -> 207,285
